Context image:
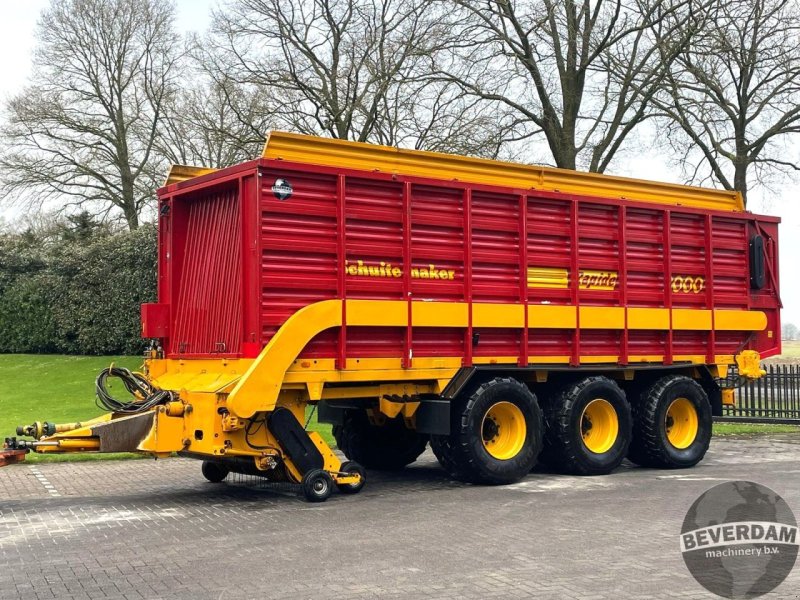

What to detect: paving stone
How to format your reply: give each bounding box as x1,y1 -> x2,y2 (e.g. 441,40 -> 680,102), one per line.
0,436 -> 798,599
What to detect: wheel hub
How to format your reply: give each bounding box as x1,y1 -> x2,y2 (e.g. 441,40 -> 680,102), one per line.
482,417 -> 499,441
480,401 -> 526,461
579,398 -> 619,455
665,397 -> 698,449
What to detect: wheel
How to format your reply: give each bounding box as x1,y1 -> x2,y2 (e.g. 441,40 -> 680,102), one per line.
541,376 -> 632,476
627,375 -> 711,469
301,469 -> 334,502
432,377 -> 542,485
201,460 -> 229,483
336,461 -> 366,494
332,411 -> 428,470
430,433 -> 463,477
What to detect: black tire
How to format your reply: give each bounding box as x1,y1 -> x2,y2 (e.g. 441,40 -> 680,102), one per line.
336,461 -> 366,494
627,375 -> 711,469
301,468 -> 334,502
541,376 -> 632,476
201,460 -> 229,483
332,412 -> 428,470
430,434 -> 464,478
431,377 -> 542,485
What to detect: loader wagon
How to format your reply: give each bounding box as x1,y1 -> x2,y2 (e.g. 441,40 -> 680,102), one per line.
3,132 -> 781,501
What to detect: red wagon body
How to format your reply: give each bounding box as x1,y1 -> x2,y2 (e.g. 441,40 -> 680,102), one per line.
147,133 -> 780,372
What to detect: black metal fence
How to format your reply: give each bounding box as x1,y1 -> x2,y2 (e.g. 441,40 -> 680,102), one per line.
721,363 -> 800,422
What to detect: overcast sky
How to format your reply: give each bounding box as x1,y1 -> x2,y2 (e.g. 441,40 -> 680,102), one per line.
0,0 -> 798,330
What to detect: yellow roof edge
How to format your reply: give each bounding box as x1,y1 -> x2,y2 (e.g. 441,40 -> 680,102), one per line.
262,131 -> 745,212
164,164 -> 218,187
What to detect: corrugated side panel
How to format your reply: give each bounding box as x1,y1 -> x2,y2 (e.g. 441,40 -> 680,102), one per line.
253,157 -> 776,366
172,185 -> 242,355
626,208 -> 665,306
626,208 -> 666,358
410,184 -> 465,358
670,213 -> 705,309
578,202 -> 620,357
712,217 -> 748,308
260,168 -> 338,357
472,190 -> 521,358
527,197 -> 572,359
344,177 -> 404,358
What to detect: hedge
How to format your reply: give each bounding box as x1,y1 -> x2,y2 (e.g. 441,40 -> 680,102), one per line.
0,224 -> 157,355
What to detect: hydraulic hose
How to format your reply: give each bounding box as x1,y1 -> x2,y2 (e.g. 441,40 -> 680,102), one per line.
95,367 -> 174,414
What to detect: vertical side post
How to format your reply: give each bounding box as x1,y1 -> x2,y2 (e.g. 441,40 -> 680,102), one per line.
619,204 -> 628,365
664,210 -> 673,365
519,193 -> 529,367
570,199 -> 580,367
705,214 -> 716,365
403,181 -> 412,369
336,174 -> 347,370
464,188 -> 473,367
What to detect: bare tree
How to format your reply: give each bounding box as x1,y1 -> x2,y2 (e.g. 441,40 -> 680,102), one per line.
434,0 -> 700,172
0,0 -> 180,230
653,0 -> 800,204
156,75 -> 275,168
209,0 -> 430,142
206,0 -> 510,156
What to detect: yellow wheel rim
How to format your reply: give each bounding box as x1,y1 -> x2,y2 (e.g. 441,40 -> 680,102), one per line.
481,401 -> 527,460
665,397 -> 698,449
580,398 -> 619,454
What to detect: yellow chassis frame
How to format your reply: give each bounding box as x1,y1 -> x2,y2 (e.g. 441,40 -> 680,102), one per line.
16,298 -> 765,486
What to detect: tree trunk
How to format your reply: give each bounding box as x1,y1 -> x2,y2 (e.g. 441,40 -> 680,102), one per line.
733,159 -> 749,207
123,205 -> 140,230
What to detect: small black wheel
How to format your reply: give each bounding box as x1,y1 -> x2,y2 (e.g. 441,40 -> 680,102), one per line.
627,375 -> 712,469
541,376 -> 632,476
302,469 -> 334,502
337,461 -> 366,494
201,460 -> 229,483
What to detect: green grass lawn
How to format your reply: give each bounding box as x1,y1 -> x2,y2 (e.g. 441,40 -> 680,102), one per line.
0,355 -> 145,462
776,339 -> 800,359
0,354 -> 334,463
712,422 -> 799,436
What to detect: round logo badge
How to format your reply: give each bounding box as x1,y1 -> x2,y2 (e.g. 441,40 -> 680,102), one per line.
271,178 -> 293,200
680,481 -> 798,598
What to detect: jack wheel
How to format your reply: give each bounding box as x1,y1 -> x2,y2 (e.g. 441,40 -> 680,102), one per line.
302,468 -> 334,502
201,461 -> 229,483
337,461 -> 366,494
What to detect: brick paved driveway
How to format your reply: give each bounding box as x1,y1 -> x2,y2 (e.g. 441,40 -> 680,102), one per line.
1,435 -> 799,600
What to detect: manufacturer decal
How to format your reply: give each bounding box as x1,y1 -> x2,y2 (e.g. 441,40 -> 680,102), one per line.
527,267 -> 618,291
345,260 -> 455,281
528,267 -> 706,294
671,275 -> 705,294
577,270 -> 618,291
271,178 -> 293,200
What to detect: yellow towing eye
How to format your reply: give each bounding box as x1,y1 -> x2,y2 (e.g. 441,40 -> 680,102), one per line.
735,350 -> 765,379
